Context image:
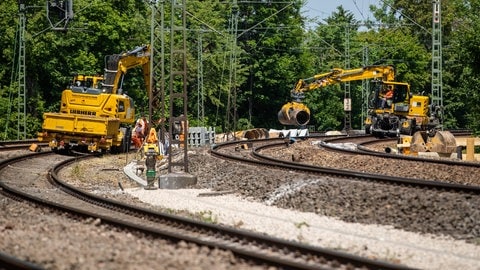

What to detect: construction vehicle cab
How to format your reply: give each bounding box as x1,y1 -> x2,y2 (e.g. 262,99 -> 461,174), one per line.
365,80 -> 441,137
58,74 -> 136,123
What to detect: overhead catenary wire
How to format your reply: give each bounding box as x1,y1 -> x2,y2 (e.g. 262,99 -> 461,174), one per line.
352,0 -> 366,21
377,0 -> 431,34
225,0 -> 239,133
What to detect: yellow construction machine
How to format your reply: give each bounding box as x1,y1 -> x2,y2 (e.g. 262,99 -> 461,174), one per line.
38,44 -> 151,152
278,65 -> 442,138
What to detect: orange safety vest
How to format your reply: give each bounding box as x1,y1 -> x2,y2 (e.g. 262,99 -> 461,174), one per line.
385,90 -> 393,99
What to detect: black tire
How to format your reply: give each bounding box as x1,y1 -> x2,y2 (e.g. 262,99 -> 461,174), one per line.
121,127 -> 132,153
364,124 -> 371,135
110,127 -> 131,154
372,131 -> 384,138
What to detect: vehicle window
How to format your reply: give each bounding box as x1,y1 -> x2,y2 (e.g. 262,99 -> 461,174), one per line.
118,101 -> 125,112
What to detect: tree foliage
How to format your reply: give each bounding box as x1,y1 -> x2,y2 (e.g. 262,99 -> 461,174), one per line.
0,0 -> 479,139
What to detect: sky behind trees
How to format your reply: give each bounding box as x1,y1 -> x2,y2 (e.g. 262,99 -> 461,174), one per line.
302,0 -> 380,23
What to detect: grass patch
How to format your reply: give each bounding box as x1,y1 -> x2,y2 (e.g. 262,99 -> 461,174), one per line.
70,164 -> 83,179
294,221 -> 309,229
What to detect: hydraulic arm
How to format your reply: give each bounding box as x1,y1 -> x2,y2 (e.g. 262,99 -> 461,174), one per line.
279,65 -> 397,126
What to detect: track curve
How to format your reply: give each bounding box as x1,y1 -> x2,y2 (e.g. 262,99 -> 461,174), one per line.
0,150 -> 412,269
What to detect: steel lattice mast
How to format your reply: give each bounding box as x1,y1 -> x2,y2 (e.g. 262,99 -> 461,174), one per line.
343,24 -> 352,133
431,0 -> 443,126
17,3 -> 27,140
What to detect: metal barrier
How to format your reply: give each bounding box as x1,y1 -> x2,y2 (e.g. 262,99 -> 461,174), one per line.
188,127 -> 215,147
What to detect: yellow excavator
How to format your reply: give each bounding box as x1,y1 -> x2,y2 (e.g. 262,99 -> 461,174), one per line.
278,65 -> 443,138
279,65 -> 457,156
38,44 -> 151,152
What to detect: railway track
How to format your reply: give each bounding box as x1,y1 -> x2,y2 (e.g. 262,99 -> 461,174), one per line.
209,135 -> 480,249
1,136 -> 479,269
210,135 -> 480,194
324,134 -> 480,168
0,139 -> 47,152
0,149 -> 413,269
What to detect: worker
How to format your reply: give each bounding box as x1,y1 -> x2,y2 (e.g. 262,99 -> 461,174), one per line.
178,114 -> 188,148
171,114 -> 188,149
132,122 -> 144,148
156,117 -> 168,155
141,116 -> 149,138
380,86 -> 394,108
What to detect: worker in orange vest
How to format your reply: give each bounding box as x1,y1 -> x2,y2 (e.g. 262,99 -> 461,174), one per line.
381,86 -> 394,108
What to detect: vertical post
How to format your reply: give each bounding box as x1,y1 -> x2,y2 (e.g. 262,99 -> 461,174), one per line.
361,46 -> 369,131
225,1 -> 239,135
431,0 -> 443,128
167,0 -> 189,173
343,24 -> 351,134
148,0 -> 166,144
197,30 -> 204,125
17,4 -> 26,140
148,2 -> 155,125
466,138 -> 475,161
159,0 -> 197,189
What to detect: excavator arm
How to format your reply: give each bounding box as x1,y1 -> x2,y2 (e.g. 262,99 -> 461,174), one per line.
291,65 -> 395,99
103,44 -> 151,95
280,65 -> 397,126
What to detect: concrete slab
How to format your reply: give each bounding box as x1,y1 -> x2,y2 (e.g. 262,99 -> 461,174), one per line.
124,159 -> 198,189
159,172 -> 197,189
123,160 -> 147,187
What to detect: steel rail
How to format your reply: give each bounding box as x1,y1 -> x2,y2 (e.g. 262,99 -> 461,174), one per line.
0,251 -> 44,270
0,151 -> 412,270
320,133 -> 480,168
49,155 -> 413,269
257,142 -> 480,194
210,138 -> 480,194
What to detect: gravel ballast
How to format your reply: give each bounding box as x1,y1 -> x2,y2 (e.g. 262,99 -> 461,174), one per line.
1,140 -> 479,269
124,186 -> 480,270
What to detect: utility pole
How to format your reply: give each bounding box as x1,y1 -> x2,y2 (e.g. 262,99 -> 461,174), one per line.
167,0 -> 189,173
343,24 -> 352,134
159,0 -> 197,189
17,3 -> 27,140
197,30 -> 205,125
226,0 -> 239,134
148,1 -> 166,134
361,45 -> 369,132
431,0 -> 443,127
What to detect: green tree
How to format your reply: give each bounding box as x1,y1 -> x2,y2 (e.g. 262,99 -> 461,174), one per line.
0,0 -> 151,139
370,0 -> 470,131
186,0 -> 245,132
2,0 -> 477,139
446,0 -> 480,132
236,0 -> 306,129
301,6 -> 363,131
